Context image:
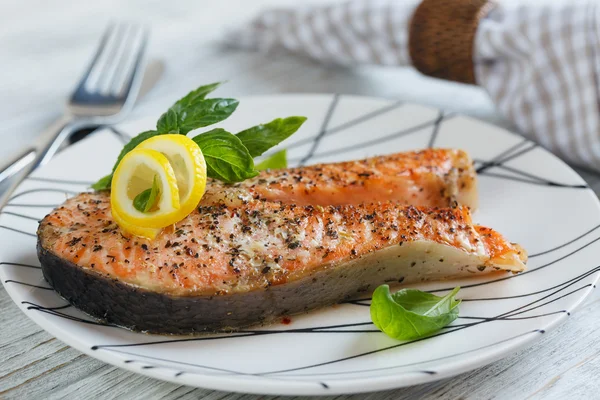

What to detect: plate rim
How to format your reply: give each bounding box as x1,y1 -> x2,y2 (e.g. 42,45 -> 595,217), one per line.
2,93 -> 600,395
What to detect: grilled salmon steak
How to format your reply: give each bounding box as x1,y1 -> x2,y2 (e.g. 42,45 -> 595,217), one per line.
37,149 -> 525,334
203,148 -> 478,209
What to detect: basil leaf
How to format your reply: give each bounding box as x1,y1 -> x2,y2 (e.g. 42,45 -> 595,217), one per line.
132,175 -> 161,213
256,149 -> 287,170
93,84 -> 232,189
92,83 -> 307,190
157,98 -> 239,135
133,189 -> 150,212
236,116 -> 306,157
91,174 -> 113,191
156,108 -> 179,134
91,130 -> 160,190
192,128 -> 258,183
174,82 -> 223,109
145,175 -> 161,212
155,82 -> 225,134
370,285 -> 461,341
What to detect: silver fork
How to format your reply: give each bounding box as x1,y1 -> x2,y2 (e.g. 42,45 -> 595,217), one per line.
0,22 -> 148,208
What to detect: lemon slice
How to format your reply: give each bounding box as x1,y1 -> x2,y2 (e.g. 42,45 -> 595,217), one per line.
110,135 -> 207,237
111,148 -> 181,229
135,134 -> 207,220
111,207 -> 162,240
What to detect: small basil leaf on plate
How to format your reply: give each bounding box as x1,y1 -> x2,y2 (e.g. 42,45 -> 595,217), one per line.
133,175 -> 160,213
236,116 -> 306,157
256,149 -> 288,170
192,128 -> 259,183
91,130 -> 160,190
370,285 -> 461,341
157,98 -> 239,135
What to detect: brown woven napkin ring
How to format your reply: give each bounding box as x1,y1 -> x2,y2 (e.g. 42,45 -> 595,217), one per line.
409,0 -> 496,84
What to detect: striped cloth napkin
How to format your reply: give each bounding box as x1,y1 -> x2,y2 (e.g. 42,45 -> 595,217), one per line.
227,0 -> 600,172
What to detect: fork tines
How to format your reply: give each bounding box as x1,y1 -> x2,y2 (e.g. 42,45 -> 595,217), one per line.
76,22 -> 148,101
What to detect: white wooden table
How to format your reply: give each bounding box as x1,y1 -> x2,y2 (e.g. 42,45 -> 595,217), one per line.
2,1 -> 600,398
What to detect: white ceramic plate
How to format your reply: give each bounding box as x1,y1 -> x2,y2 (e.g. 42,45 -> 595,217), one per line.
2,95 -> 600,396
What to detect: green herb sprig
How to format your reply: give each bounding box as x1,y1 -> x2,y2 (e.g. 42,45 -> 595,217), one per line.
370,285 -> 461,340
133,175 -> 160,212
256,149 -> 287,170
92,82 -> 305,190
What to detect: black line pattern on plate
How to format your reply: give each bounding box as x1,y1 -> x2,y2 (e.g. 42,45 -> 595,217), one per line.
453,287 -> 586,327
485,310 -> 569,319
255,280 -> 593,376
88,228 -> 598,375
475,139 -> 536,173
21,301 -> 72,311
299,94 -> 339,166
0,262 -> 41,270
263,100 -> 405,156
239,325 -> 380,334
322,101 -> 404,136
1,211 -> 43,222
426,233 -> 600,293
479,171 -> 588,189
27,176 -> 93,185
9,188 -> 79,201
22,300 -> 117,327
461,267 -> 600,301
91,322 -> 379,351
347,240 -> 600,303
502,285 -> 592,317
91,333 -> 258,350
290,115 -> 458,162
110,349 -> 335,388
4,280 -> 53,290
279,330 -> 543,377
106,347 -> 434,386
472,140 -> 588,189
289,115 -> 457,164
427,111 -> 445,148
473,142 -> 587,189
486,143 -> 538,166
3,203 -> 60,208
88,265 -> 599,360
0,225 -> 36,237
2,96 -> 599,389
109,348 -> 261,375
107,126 -> 130,145
451,310 -> 568,324
528,224 -> 600,258
312,281 -> 588,373
348,266 -> 600,305
26,305 -> 117,327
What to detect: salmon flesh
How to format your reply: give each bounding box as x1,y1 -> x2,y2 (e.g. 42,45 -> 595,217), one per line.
37,149 -> 526,334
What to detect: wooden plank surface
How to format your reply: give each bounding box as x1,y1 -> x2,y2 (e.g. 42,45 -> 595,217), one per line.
1,1 -> 599,399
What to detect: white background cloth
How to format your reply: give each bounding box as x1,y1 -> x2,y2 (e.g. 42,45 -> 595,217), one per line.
229,0 -> 600,172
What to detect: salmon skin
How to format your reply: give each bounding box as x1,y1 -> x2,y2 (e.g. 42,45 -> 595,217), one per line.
37,149 -> 524,334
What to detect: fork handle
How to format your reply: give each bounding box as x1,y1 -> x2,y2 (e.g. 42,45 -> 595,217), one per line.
0,115 -> 76,209
0,148 -> 37,184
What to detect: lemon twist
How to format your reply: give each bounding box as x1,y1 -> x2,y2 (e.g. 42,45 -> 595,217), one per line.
110,135 -> 207,239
